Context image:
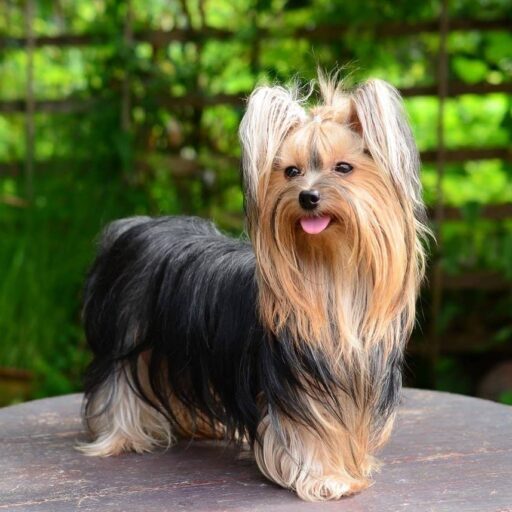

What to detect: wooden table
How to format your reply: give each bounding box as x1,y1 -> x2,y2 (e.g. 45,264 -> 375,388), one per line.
1,389 -> 511,511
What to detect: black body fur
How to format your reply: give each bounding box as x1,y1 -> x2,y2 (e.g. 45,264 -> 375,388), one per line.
83,216 -> 402,446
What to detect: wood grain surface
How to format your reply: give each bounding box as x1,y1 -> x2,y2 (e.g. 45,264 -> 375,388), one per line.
0,389 -> 511,511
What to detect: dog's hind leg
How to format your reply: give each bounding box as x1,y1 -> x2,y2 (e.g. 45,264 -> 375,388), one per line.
78,360 -> 174,457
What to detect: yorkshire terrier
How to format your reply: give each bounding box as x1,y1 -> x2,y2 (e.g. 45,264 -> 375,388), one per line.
79,73 -> 427,501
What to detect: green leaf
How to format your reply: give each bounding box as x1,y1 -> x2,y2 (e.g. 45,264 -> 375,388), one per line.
452,56 -> 488,84
498,390 -> 512,406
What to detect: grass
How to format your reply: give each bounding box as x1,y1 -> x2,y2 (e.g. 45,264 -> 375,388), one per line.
0,165 -> 143,401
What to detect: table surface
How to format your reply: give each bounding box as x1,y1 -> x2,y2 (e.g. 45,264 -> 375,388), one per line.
0,389 -> 511,512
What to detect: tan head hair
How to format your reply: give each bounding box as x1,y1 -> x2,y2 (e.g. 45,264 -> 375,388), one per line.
239,73 -> 427,358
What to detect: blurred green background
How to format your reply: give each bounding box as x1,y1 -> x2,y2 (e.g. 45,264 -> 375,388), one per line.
0,0 -> 511,406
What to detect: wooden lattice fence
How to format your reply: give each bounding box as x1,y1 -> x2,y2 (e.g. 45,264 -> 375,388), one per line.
0,1 -> 510,374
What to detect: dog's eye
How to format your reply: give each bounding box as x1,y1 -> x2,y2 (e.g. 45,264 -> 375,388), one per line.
334,162 -> 353,174
285,166 -> 301,178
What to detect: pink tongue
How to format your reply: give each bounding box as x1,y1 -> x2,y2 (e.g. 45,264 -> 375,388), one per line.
300,215 -> 331,234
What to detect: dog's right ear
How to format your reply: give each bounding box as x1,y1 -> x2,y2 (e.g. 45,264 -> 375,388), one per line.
239,86 -> 306,214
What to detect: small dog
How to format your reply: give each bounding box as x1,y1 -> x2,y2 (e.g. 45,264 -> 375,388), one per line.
79,73 -> 427,501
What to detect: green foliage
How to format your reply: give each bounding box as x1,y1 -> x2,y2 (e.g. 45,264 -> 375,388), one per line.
434,357 -> 472,396
499,390 -> 512,405
0,0 -> 511,403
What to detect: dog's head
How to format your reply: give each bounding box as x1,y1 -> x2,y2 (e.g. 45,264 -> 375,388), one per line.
239,74 -> 427,355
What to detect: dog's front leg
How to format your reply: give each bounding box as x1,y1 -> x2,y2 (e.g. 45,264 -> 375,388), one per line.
253,406 -> 371,501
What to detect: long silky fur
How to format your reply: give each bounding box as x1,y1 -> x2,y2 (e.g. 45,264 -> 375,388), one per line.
80,73 -> 427,501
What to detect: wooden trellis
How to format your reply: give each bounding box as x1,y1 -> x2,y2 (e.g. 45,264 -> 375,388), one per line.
0,2 -> 510,360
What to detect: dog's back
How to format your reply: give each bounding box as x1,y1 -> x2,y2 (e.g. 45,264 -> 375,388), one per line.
80,216 -> 260,455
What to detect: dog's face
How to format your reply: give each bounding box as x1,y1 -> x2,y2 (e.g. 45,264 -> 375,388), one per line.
266,118 -> 404,260
271,121 -> 365,236
239,77 -> 427,354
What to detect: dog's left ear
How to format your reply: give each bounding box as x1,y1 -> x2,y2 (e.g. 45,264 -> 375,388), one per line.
351,79 -> 422,209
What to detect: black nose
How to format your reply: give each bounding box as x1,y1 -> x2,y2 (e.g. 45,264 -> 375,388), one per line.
299,189 -> 320,210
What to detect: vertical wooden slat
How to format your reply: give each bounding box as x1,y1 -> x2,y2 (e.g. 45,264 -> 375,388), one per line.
24,0 -> 35,201
5,1 -> 12,29
249,2 -> 260,75
179,0 -> 193,27
198,0 -> 206,28
430,0 -> 450,376
121,0 -> 133,134
179,0 -> 210,216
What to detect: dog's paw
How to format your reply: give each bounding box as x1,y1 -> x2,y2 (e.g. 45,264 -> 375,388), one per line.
295,475 -> 368,501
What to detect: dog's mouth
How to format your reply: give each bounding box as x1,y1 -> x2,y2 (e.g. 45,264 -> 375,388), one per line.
299,215 -> 332,235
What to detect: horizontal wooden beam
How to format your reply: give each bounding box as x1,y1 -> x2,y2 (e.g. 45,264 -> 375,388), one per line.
0,19 -> 510,49
154,93 -> 243,109
0,80 -> 511,115
409,332 -> 512,355
310,18 -> 512,38
440,271 -> 511,290
0,94 -> 243,113
0,27 -> 233,49
421,147 -> 512,163
428,203 -> 512,221
0,97 -> 96,114
0,367 -> 33,381
0,194 -> 28,207
0,156 -> 205,179
400,82 -> 512,97
1,151 -> 512,178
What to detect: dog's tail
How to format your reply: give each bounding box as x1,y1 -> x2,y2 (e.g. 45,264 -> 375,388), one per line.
98,216 -> 151,249
82,215 -> 151,363
79,215 -> 173,456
